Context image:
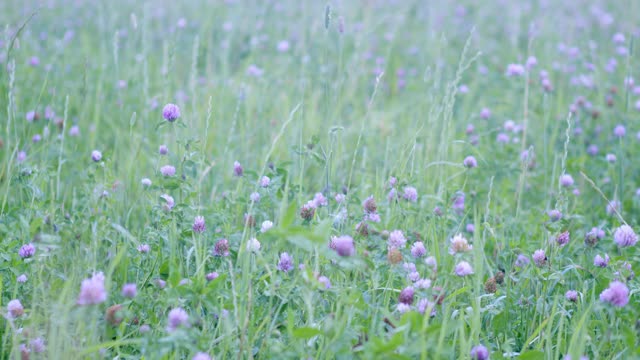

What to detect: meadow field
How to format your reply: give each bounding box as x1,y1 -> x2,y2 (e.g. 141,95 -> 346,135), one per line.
1,0 -> 639,358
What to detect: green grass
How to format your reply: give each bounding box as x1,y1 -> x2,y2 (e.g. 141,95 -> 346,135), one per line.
1,0 -> 639,359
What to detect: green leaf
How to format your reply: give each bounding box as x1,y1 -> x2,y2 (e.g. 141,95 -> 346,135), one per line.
155,120 -> 168,131
517,350 -> 545,360
292,327 -> 323,339
202,274 -> 227,296
372,332 -> 404,353
159,260 -> 170,279
29,216 -> 43,234
523,316 -> 551,349
280,202 -> 298,229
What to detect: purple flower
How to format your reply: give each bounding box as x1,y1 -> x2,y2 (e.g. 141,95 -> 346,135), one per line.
141,178 -> 152,187
398,287 -> 415,305
159,145 -> 169,155
213,239 -> 230,257
415,278 -> 431,289
452,193 -> 465,214
30,338 -> 45,353
362,196 -> 378,214
277,252 -> 294,272
433,206 -> 442,216
565,290 -> 578,302
333,235 -> 355,257
454,261 -> 474,276
584,227 -> 604,246
17,151 -> 27,163
614,225 -> 637,247
613,124 -> 626,138
624,77 -> 635,88
69,125 -> 80,136
449,234 -> 472,255
192,353 -> 212,360
594,254 -> 609,268
261,220 -> 273,233
403,262 -> 417,273
403,186 -> 418,202
121,283 -> 137,298
606,153 -> 616,163
417,299 -> 436,316
396,303 -> 411,314
402,262 -> 416,272
160,165 -> 176,177
312,192 -> 328,207
166,307 -> 189,332
318,275 -> 331,289
193,216 -> 206,233
26,111 -> 36,122
506,63 -> 526,76
559,174 -> 574,187
17,274 -> 27,283
410,241 -> 426,258
162,103 -> 180,122
300,202 -> 316,220
7,299 -> 24,318
555,231 -> 570,247
249,192 -> 260,203
515,254 -> 530,268
532,249 -> 546,267
606,200 -> 620,215
548,209 -> 562,222
137,244 -> 150,253
600,281 -> 629,307
480,108 -> 491,120
496,133 -> 510,143
407,271 -> 420,282
77,272 -> 107,305
388,230 -> 407,249
335,193 -> 345,203
387,188 -> 397,202
206,272 -> 219,281
44,106 -> 55,119
19,243 -> 36,258
155,279 -> 166,289
463,156 -> 478,168
246,238 -> 261,252
247,64 -> 264,77
470,345 -> 489,360
161,194 -> 175,210
233,161 -> 243,177
259,176 -> 270,187
425,256 -> 437,270
29,56 -> 40,67
365,212 -> 381,223
466,223 -> 475,233
91,150 -> 102,162
32,134 -> 42,143
613,32 -> 626,44
277,40 -> 290,52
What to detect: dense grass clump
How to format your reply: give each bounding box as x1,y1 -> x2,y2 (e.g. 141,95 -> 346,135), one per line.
1,0 -> 640,359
